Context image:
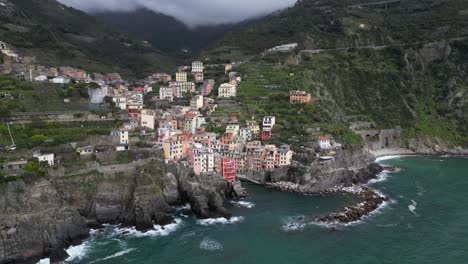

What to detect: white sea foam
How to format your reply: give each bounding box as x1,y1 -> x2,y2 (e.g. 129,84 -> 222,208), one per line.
368,170 -> 391,184
113,218 -> 183,237
89,248 -> 135,263
176,203 -> 191,211
197,216 -> 244,226
375,155 -> 402,163
282,221 -> 306,232
408,200 -> 418,215
65,241 -> 90,262
36,258 -> 50,264
230,200 -> 255,208
199,238 -> 223,251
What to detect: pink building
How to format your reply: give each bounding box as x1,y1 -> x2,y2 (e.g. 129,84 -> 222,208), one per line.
194,72 -> 204,83
190,143 -> 215,176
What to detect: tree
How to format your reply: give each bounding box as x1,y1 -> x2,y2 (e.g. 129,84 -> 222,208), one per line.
23,159 -> 45,178
31,134 -> 50,146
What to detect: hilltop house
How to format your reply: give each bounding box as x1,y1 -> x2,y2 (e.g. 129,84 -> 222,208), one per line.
318,136 -> 332,149
33,151 -> 55,166
191,61 -> 204,73
289,90 -> 313,104
175,71 -> 188,82
218,83 -> 237,98
89,86 -> 109,104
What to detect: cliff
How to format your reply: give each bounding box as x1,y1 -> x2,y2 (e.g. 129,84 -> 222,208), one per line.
243,145 -> 382,193
0,159 -> 239,263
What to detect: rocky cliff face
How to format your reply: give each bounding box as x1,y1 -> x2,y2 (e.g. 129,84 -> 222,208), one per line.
0,160 -> 239,263
244,145 -> 382,193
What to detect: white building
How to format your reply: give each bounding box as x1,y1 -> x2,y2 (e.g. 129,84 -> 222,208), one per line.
226,124 -> 240,135
278,145 -> 294,166
159,87 -> 174,102
111,129 -> 129,145
191,143 -> 215,176
185,112 -> 206,134
318,136 -> 332,149
50,76 -> 71,84
33,152 -> 55,166
218,83 -> 237,98
240,127 -> 252,142
175,72 -> 187,82
89,86 -> 109,104
140,109 -> 157,130
169,81 -> 196,94
192,61 -> 204,73
190,95 -> 204,110
34,75 -> 48,82
263,116 -> 276,131
112,95 -> 127,110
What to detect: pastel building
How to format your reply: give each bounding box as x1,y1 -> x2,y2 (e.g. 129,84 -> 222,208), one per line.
190,95 -> 204,110
140,109 -> 157,130
289,90 -> 313,104
159,87 -> 174,102
191,61 -> 204,73
89,86 -> 109,104
194,72 -> 204,83
218,83 -> 237,98
191,143 -> 215,176
176,72 -> 187,82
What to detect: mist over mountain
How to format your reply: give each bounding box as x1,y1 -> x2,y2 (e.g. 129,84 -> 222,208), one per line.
95,8 -> 239,53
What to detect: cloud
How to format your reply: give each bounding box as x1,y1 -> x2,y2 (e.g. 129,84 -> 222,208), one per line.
58,0 -> 296,27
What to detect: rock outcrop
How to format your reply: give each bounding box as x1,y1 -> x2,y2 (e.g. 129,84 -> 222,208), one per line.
0,159 -> 240,263
243,145 -> 381,194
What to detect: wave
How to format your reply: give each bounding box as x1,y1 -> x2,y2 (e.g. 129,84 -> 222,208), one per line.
408,200 -> 417,215
176,203 -> 191,211
89,248 -> 135,263
282,216 -> 307,232
375,155 -> 402,163
65,241 -> 90,262
197,216 -> 244,226
199,238 -> 223,251
36,258 -> 50,264
230,200 -> 255,208
368,170 -> 391,184
112,218 -> 183,238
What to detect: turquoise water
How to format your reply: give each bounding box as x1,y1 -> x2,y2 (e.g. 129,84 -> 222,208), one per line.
68,156 -> 468,264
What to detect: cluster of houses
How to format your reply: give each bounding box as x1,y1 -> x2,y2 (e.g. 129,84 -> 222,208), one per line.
1,44 -> 338,182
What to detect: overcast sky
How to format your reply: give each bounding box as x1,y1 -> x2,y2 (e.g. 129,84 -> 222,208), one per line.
58,0 -> 296,27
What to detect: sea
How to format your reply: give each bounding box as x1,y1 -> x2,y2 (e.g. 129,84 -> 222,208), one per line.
39,156 -> 468,264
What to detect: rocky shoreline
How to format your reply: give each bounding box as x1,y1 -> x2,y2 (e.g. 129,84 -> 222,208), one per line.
316,185 -> 390,225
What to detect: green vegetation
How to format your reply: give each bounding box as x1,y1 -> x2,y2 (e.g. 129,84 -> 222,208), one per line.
0,0 -> 176,78
0,120 -> 117,149
23,158 -> 46,178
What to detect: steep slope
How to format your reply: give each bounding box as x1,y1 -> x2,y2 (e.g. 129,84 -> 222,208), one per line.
206,0 -> 468,146
211,0 -> 468,56
0,0 -> 176,78
96,8 -> 236,55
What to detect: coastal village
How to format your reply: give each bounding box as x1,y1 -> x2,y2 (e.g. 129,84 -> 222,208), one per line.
0,40 -> 341,182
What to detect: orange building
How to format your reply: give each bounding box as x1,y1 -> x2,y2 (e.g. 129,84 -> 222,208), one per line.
289,90 -> 313,104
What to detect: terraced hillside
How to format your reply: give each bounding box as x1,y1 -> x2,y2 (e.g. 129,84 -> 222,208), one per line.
0,0 -> 176,78
207,0 -> 468,146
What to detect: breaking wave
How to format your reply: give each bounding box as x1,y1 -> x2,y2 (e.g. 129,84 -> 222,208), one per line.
230,200 -> 255,208
197,216 -> 244,226
375,155 -> 402,163
65,241 -> 91,262
89,248 -> 135,263
112,218 -> 183,238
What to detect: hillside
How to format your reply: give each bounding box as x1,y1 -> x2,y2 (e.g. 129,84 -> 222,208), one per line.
209,0 -> 468,57
96,8 -> 236,55
206,0 -> 468,145
0,0 -> 176,78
